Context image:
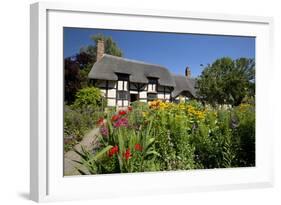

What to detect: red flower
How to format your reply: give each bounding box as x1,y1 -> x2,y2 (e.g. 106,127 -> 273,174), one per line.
123,148 -> 131,160
128,106 -> 132,112
118,110 -> 127,116
108,145 -> 119,157
111,115 -> 119,122
134,143 -> 142,151
97,117 -> 104,126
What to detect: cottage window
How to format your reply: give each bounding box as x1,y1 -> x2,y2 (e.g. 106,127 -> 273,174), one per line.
148,78 -> 158,92
147,93 -> 157,101
117,90 -> 128,100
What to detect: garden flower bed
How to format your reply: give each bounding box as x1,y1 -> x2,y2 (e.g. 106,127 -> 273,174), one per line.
72,100 -> 255,175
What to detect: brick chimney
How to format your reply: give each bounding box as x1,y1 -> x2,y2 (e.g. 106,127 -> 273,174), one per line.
96,39 -> 105,61
185,66 -> 191,78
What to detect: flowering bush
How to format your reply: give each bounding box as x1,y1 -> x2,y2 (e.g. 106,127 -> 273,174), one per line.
73,100 -> 255,174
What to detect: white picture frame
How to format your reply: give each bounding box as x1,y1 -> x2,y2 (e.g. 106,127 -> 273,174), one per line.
30,1 -> 274,202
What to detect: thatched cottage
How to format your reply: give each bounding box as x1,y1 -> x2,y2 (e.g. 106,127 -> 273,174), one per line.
88,40 -> 196,107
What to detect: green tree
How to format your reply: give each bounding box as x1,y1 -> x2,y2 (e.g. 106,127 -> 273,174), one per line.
197,57 -> 255,106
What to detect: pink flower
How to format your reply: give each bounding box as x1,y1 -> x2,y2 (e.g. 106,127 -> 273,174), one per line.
113,117 -> 128,128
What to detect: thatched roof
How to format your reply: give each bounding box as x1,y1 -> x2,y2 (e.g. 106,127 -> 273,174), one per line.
88,54 -> 197,98
88,54 -> 176,87
172,75 -> 197,98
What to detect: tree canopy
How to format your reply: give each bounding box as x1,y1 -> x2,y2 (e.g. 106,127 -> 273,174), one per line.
78,34 -> 123,67
196,57 -> 255,106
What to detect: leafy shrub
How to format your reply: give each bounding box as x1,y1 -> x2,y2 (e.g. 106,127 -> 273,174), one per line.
64,105 -> 104,152
233,103 -> 255,166
72,86 -> 107,110
151,109 -> 195,170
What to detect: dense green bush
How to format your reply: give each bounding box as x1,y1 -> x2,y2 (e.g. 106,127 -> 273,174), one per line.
72,86 -> 107,110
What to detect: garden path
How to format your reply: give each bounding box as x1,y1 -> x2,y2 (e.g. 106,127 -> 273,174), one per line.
64,128 -> 99,176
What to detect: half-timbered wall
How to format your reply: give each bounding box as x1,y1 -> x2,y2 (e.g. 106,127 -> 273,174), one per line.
93,79 -> 173,106
92,80 -> 117,107
157,85 -> 172,102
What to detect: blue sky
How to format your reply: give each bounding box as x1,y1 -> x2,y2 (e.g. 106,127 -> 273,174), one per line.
64,27 -> 255,77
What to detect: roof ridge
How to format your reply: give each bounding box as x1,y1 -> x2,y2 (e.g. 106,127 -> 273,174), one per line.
172,74 -> 196,80
103,54 -> 168,69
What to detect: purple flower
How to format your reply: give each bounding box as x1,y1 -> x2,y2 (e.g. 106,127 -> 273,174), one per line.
100,126 -> 109,137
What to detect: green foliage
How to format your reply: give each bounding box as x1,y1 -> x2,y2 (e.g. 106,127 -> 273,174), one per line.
197,57 -> 255,106
72,87 -> 107,110
233,103 -> 255,166
151,109 -> 196,170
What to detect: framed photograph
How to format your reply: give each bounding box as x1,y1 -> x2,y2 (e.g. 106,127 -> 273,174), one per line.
30,2 -> 274,202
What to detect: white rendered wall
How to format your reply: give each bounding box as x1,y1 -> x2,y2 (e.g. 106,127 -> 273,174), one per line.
117,100 -> 122,106
139,91 -> 147,99
107,89 -> 116,98
157,93 -> 164,99
123,100 -> 128,106
100,89 -> 106,96
107,99 -> 116,106
165,93 -> 171,99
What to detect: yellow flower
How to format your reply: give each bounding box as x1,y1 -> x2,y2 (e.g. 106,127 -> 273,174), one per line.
178,103 -> 186,110
142,111 -> 148,117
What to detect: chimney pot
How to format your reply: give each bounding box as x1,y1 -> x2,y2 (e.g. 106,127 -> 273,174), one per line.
185,66 -> 191,78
